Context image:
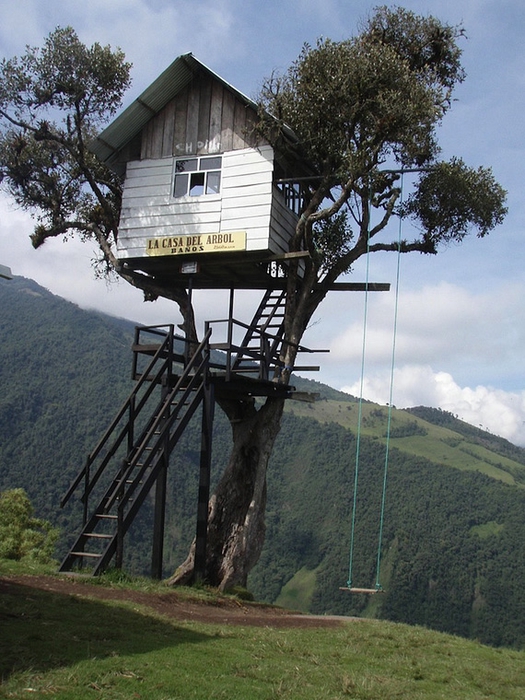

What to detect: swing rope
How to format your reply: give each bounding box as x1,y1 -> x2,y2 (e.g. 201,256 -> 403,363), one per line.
346,219 -> 372,590
373,173 -> 404,590
345,175 -> 404,593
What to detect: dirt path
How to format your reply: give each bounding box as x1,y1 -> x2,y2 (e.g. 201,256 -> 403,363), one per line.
1,574 -> 353,629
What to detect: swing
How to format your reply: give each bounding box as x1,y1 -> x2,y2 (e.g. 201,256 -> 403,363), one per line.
342,176 -> 404,595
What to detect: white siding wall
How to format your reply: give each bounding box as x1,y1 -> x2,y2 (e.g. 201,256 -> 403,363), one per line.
220,146 -> 273,252
117,145 -> 294,259
117,158 -> 221,258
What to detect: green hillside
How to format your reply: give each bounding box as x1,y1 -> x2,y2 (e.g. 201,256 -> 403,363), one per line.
2,276 -> 525,648
287,399 -> 525,486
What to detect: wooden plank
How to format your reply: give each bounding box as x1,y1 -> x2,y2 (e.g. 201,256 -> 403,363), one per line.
186,82 -> 200,153
147,112 -> 165,160
121,214 -> 221,233
161,99 -> 176,158
223,144 -> 273,169
125,159 -> 173,177
219,181 -> 270,200
123,173 -> 172,190
221,203 -> 272,221
173,85 -> 189,155
140,119 -> 154,160
197,76 -> 212,153
223,158 -> 273,181
221,89 -> 235,152
221,192 -> 272,210
209,80 -> 223,152
232,100 -> 247,150
122,194 -> 172,209
243,108 -> 260,148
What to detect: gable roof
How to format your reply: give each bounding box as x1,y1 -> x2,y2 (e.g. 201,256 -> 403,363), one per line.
92,53 -> 295,168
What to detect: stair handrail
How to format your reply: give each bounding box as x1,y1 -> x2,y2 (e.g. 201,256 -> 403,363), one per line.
105,327 -> 212,514
207,315 -> 327,380
61,326 -> 176,508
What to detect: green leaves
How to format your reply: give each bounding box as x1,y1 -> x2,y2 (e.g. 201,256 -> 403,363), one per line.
0,27 -> 131,123
401,158 -> 508,245
0,488 -> 58,562
0,27 -> 129,260
256,7 -> 507,277
259,10 -> 465,179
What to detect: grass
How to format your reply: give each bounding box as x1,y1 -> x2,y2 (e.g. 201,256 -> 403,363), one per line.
1,567 -> 525,699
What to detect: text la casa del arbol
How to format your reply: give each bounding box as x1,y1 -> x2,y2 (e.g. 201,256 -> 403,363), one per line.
146,232 -> 244,256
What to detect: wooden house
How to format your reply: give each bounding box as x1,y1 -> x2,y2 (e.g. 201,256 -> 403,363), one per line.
92,54 -> 314,290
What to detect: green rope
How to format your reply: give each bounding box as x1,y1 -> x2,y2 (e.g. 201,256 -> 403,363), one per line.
347,177 -> 404,592
346,224 -> 371,589
374,174 -> 404,591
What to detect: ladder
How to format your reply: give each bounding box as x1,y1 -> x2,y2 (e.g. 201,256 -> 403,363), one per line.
231,289 -> 287,379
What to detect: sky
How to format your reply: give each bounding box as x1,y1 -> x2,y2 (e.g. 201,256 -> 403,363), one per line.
1,0 -> 524,445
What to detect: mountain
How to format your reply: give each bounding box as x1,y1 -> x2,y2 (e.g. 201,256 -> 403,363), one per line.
2,276 -> 525,648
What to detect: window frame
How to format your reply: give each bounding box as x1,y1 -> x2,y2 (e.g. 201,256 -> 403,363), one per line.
172,155 -> 222,199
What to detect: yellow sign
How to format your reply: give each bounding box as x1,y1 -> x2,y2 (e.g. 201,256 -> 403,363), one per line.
146,232 -> 246,256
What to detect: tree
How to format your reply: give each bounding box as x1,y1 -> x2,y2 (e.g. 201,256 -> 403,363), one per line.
0,10 -> 507,590
169,7 -> 506,589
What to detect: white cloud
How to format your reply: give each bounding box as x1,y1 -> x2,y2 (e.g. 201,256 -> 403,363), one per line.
341,364 -> 525,447
327,281 -> 525,388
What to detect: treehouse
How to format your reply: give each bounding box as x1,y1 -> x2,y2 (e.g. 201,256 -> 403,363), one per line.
60,55 -> 390,581
92,53 -> 314,290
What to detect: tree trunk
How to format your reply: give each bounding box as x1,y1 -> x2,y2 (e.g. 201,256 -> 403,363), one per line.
167,263 -> 319,591
167,395 -> 285,590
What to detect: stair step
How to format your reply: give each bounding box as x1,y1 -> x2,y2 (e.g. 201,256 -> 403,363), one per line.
70,551 -> 102,558
96,514 -> 118,520
84,533 -> 113,539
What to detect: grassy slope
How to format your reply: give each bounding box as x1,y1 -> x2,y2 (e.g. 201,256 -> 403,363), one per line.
287,399 -> 525,486
1,567 -> 525,700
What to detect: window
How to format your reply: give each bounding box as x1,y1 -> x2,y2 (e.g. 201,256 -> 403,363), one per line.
173,156 -> 222,198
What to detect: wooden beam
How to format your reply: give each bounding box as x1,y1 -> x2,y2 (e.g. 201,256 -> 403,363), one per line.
327,282 -> 390,292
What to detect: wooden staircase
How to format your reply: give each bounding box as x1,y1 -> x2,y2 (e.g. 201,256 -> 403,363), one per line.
59,327 -> 211,576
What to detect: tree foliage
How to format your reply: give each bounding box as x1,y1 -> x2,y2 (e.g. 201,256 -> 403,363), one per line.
0,488 -> 58,562
0,27 -> 130,273
257,5 -> 507,298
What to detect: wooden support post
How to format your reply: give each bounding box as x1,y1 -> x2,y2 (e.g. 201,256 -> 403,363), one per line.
151,451 -> 168,579
193,379 -> 215,582
151,382 -> 170,579
116,503 -> 124,570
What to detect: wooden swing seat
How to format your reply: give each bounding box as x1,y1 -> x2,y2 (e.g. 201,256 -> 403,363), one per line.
339,587 -> 384,594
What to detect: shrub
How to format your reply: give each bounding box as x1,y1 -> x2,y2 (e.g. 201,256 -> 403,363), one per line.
0,488 -> 58,562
